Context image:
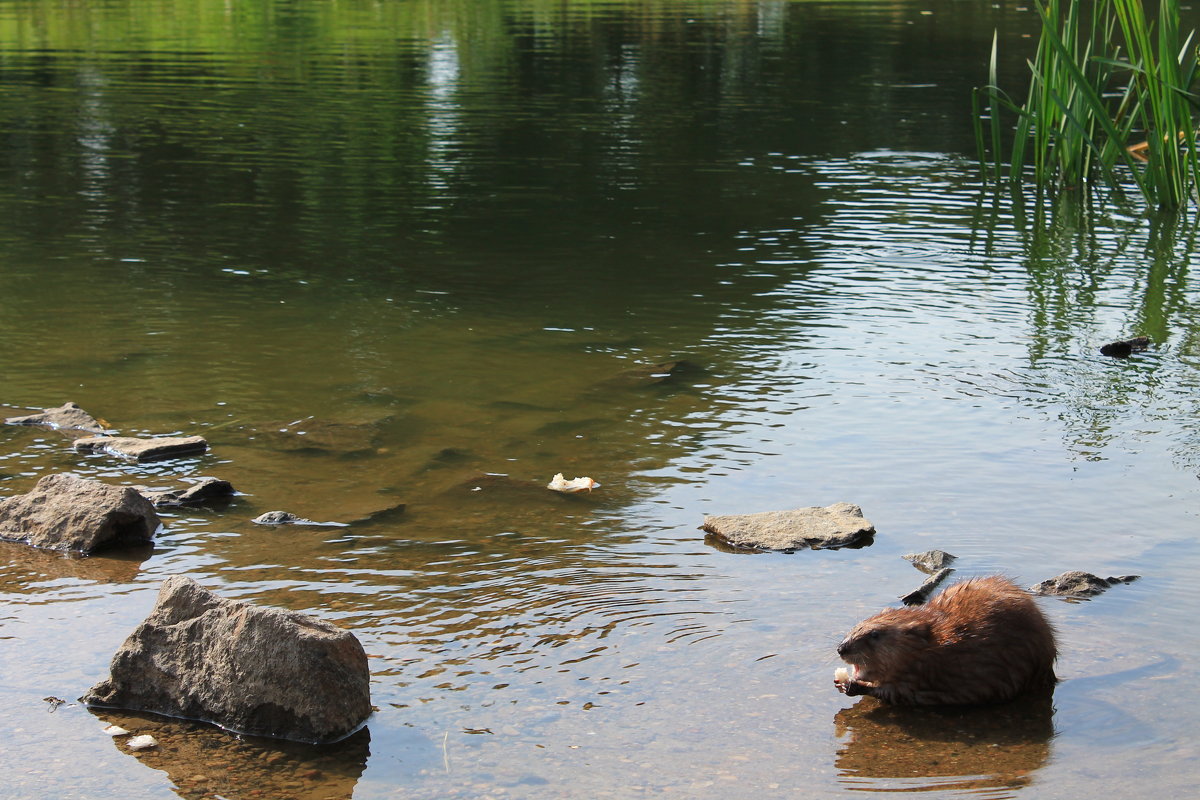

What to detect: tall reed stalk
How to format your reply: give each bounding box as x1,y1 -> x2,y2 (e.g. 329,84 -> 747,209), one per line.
974,0 -> 1200,210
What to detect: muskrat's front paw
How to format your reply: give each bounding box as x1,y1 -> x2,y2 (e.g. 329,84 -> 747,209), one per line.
835,667 -> 869,696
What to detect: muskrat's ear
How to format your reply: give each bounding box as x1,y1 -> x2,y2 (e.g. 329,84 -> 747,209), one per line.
903,621 -> 933,641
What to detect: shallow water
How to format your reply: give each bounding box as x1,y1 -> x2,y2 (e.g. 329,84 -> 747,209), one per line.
3,1 -> 1200,798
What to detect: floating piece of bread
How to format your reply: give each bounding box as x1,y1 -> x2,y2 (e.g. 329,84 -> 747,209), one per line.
547,473 -> 600,493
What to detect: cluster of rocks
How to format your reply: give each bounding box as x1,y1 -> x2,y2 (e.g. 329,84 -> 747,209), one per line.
2,401 -> 372,744
699,502 -> 1139,606
5,389 -> 1143,740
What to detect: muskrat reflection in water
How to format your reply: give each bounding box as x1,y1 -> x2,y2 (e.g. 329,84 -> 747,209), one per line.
835,576 -> 1057,706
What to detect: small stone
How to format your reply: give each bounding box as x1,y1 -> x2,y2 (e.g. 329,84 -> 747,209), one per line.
903,549 -> 956,572
138,478 -> 235,508
126,734 -> 158,750
701,502 -> 874,552
103,725 -> 130,736
74,435 -> 208,462
251,510 -> 344,526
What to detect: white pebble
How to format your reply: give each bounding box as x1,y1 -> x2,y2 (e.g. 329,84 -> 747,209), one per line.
103,725 -> 130,737
126,734 -> 158,750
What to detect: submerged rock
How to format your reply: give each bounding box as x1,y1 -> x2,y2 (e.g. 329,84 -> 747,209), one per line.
1030,571 -> 1140,598
346,502 -> 407,526
592,359 -> 703,392
701,502 -> 875,552
74,435 -> 208,462
1099,337 -> 1151,357
0,473 -> 159,553
89,707 -> 371,796
81,576 -> 372,744
137,478 -> 235,508
251,417 -> 388,456
4,402 -> 107,433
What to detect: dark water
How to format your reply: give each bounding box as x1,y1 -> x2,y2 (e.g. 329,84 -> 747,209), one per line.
3,1 -> 1200,798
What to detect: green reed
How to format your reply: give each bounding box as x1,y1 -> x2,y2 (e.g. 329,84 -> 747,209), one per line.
975,0 -> 1200,209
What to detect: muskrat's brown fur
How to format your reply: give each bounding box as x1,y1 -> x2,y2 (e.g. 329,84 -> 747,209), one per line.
835,576 -> 1057,706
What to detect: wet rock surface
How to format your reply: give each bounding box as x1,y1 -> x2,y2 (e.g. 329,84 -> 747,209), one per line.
74,435 -> 208,462
903,550 -> 956,572
4,401 -> 107,433
701,502 -> 875,552
0,473 -> 159,553
137,478 -> 236,508
251,510 -> 345,526
1031,571 -> 1140,598
585,359 -> 705,397
81,576 -> 372,744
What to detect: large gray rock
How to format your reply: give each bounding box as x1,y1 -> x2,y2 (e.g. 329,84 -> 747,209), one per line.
701,502 -> 875,551
0,474 -> 159,553
5,401 -> 106,433
74,435 -> 208,462
81,576 -> 371,744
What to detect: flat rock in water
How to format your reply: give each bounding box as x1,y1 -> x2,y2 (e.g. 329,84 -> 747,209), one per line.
74,435 -> 208,462
137,478 -> 235,508
81,576 -> 372,744
1030,570 -> 1140,598
701,502 -> 874,552
5,402 -> 107,433
0,473 -> 159,553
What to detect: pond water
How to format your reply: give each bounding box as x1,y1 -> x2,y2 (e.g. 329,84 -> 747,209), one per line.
3,0 -> 1200,797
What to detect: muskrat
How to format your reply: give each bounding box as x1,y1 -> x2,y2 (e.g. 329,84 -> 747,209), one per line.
834,576 -> 1057,706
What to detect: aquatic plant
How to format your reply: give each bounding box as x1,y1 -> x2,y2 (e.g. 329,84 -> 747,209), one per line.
974,0 -> 1200,210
